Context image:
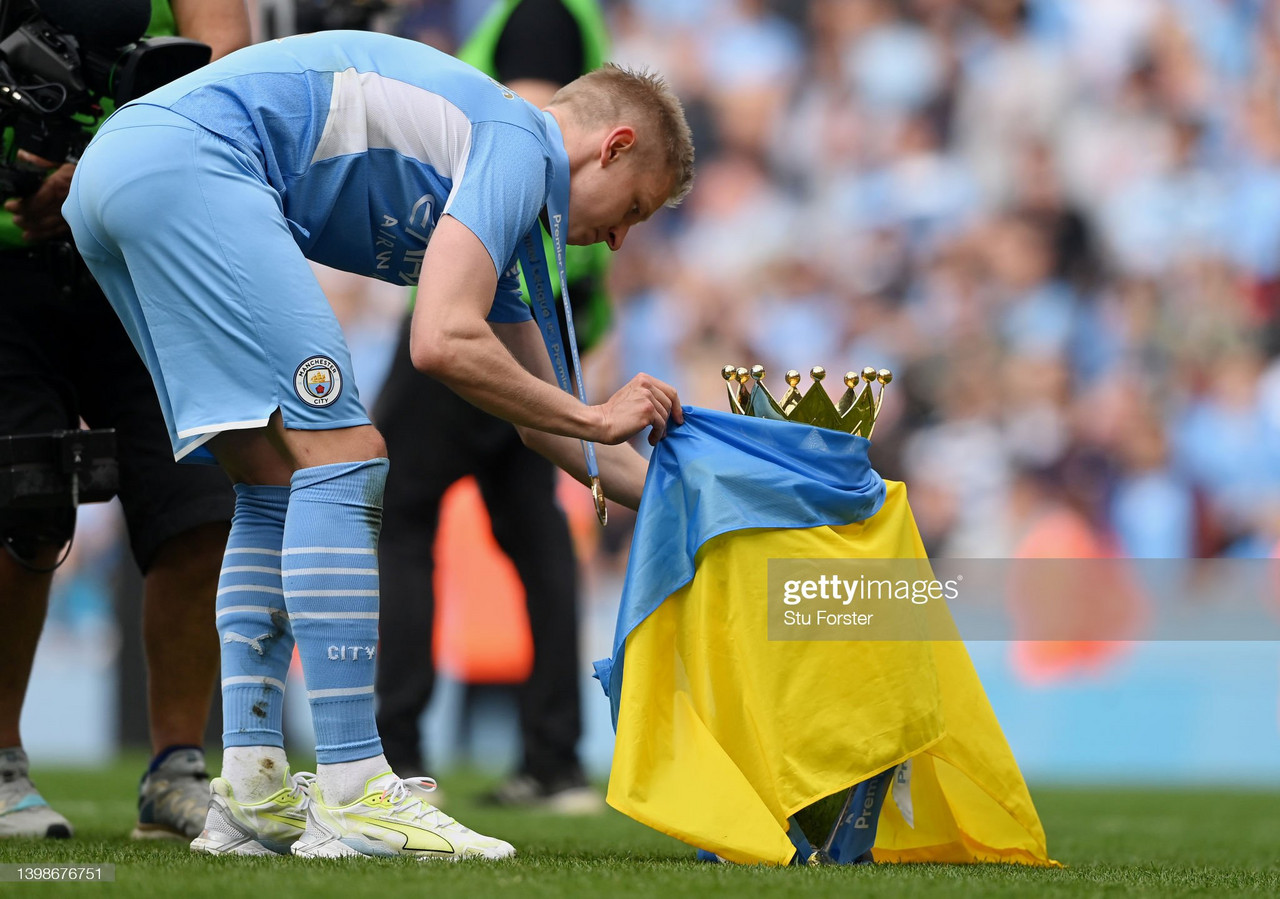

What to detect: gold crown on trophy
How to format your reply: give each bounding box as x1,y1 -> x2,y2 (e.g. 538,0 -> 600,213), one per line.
722,364 -> 893,438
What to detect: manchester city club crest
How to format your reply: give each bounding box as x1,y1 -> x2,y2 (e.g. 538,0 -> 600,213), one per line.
294,355 -> 343,406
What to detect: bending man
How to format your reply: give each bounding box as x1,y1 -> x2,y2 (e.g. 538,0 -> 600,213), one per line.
63,29 -> 692,860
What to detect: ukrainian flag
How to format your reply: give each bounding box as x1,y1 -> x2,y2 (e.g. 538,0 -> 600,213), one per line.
595,408 -> 1056,867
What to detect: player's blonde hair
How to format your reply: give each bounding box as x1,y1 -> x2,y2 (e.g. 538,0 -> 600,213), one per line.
549,64 -> 695,207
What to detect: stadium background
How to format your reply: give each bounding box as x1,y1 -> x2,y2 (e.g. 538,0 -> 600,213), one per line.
21,0 -> 1280,787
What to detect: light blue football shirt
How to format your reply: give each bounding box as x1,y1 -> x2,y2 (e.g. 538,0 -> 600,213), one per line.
132,30 -> 553,322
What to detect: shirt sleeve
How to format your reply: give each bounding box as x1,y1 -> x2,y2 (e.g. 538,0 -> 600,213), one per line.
487,251 -> 534,323
442,120 -> 548,284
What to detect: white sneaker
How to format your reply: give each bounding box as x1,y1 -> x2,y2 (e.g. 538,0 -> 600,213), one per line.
0,748 -> 72,839
190,770 -> 313,856
291,773 -> 515,861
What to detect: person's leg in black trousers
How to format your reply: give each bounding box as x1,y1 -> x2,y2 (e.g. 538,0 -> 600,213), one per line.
375,314 -> 599,809
476,436 -> 586,791
373,318 -> 478,776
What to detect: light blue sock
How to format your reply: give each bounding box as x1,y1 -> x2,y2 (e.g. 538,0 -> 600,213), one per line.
218,484 -> 294,749
283,458 -> 388,764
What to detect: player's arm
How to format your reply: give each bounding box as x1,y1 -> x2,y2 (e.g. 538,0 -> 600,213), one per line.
491,316 -> 655,509
171,0 -> 252,61
409,216 -> 678,503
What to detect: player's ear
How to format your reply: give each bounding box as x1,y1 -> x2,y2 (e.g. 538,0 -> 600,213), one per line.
600,126 -> 637,166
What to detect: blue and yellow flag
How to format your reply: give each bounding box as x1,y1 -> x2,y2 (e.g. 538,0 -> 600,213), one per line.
596,408 -> 1056,867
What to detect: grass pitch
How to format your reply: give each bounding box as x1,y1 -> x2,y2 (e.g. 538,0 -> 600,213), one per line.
1,755 -> 1277,898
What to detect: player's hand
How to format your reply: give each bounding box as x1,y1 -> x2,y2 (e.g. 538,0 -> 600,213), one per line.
3,151 -> 74,242
594,373 -> 683,446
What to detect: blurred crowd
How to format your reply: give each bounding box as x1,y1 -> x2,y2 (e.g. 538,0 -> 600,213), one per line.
577,0 -> 1280,561
20,0 -> 1280,767
61,0 -> 1280,630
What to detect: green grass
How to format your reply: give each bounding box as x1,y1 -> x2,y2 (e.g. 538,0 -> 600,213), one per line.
2,754 -> 1278,897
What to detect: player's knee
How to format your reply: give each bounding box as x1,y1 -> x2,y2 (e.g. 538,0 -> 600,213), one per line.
282,424 -> 386,468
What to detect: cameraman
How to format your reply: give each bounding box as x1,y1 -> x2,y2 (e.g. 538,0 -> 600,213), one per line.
0,0 -> 250,840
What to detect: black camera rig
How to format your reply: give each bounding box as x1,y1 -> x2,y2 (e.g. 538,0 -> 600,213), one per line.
0,0 -> 211,196
0,428 -> 118,569
0,2 -> 213,568
0,428 -> 117,508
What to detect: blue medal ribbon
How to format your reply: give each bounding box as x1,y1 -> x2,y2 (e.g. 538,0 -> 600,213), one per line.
518,110 -> 606,525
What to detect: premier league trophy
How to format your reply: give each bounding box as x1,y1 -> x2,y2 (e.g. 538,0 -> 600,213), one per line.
717,364 -> 896,864
722,364 -> 892,439
595,363 -> 1055,869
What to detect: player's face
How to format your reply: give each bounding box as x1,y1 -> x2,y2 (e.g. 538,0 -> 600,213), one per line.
567,126 -> 672,250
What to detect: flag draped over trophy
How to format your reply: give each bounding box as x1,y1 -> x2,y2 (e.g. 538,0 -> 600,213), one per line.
594,391 -> 1057,867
